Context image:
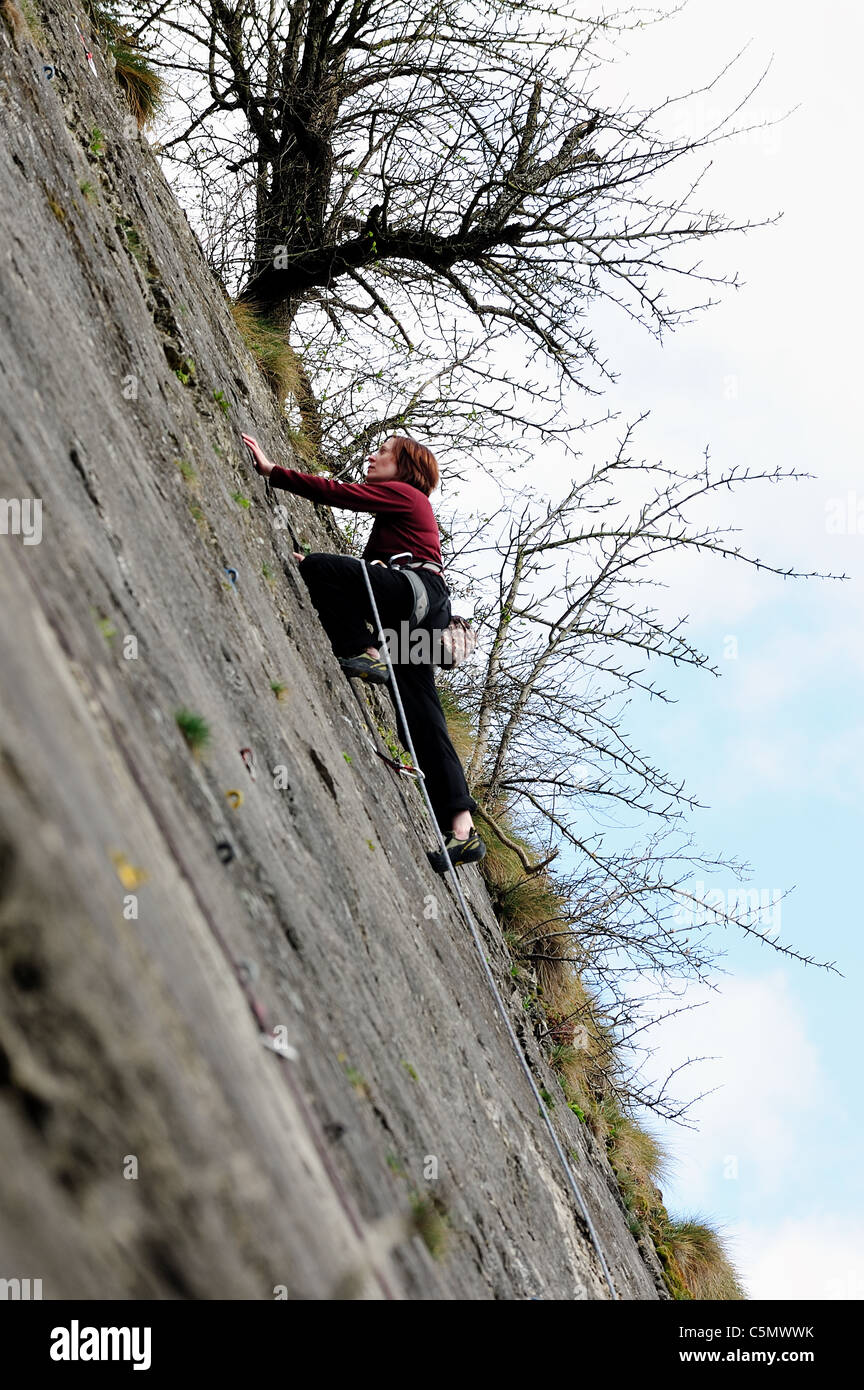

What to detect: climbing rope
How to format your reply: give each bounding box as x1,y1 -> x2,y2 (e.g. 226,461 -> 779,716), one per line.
360,559 -> 619,1301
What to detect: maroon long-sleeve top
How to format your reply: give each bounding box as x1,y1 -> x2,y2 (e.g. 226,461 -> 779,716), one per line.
269,467 -> 444,568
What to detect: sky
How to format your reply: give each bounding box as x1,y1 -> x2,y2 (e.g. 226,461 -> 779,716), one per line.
541,0 -> 864,1299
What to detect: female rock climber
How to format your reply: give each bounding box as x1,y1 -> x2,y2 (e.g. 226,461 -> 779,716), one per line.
241,431 -> 485,874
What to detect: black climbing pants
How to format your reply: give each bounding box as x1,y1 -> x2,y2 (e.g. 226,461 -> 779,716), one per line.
298,552 -> 477,833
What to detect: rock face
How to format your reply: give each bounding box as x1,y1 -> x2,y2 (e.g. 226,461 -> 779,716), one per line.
0,3 -> 667,1300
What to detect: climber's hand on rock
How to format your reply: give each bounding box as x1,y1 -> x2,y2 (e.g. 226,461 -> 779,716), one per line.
242,433 -> 274,477
293,552 -> 305,562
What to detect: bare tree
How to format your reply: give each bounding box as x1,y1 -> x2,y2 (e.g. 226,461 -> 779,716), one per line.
122,0 -> 772,469
439,422 -> 843,1114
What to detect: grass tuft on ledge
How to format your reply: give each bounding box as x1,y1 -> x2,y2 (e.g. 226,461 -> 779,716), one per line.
85,2 -> 164,128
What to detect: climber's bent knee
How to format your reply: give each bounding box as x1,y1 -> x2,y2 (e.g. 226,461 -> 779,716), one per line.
297,551 -> 326,576
300,552 -> 360,584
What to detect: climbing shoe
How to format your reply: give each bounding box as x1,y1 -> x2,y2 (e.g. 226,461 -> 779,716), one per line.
338,653 -> 389,684
427,830 -> 487,875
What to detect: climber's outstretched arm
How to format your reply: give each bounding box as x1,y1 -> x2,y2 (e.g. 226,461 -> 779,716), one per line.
242,434 -> 414,517
242,434 -> 276,476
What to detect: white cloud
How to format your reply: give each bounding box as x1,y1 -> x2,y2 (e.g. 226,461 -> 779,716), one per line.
732,1216 -> 864,1300
639,972 -> 824,1210
720,626 -> 864,712
630,971 -> 863,1297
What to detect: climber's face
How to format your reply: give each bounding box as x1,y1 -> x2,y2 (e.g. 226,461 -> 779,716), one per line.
367,437 -> 400,482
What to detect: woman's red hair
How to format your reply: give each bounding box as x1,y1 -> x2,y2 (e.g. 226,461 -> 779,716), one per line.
392,436 -> 439,495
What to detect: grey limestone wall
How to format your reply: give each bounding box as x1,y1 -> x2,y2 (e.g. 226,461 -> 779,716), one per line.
0,1 -> 667,1300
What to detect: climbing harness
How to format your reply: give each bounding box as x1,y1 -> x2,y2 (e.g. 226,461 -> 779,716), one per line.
370,555 -> 477,669
359,559 -> 619,1301
374,553 -> 431,626
398,567 -> 431,626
